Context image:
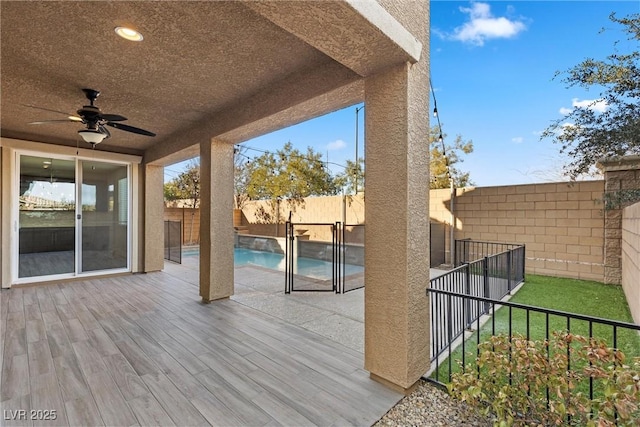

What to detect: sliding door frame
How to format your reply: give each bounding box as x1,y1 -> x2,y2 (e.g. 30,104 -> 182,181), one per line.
11,145 -> 138,285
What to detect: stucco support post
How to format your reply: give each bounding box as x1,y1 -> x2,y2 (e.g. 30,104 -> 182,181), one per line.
144,164 -> 165,272
1,146 -> 9,288
364,62 -> 430,392
199,139 -> 234,302
597,156 -> 640,285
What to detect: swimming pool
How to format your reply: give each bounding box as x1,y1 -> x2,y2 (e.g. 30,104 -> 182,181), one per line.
183,247 -> 363,280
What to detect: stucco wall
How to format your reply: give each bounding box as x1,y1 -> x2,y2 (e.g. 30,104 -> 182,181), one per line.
621,202 -> 640,324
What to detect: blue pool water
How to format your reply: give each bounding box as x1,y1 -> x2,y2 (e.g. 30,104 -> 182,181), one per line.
183,247 -> 363,280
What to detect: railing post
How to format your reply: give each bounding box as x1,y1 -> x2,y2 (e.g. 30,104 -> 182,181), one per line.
464,263 -> 472,329
178,221 -> 182,264
522,245 -> 526,283
333,222 -> 340,294
453,238 -> 458,266
285,221 -> 292,294
483,256 -> 490,314
507,250 -> 512,295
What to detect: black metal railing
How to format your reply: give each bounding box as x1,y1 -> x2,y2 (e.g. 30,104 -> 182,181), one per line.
426,288 -> 640,406
284,222 -> 338,293
164,220 -> 182,263
455,239 -> 524,266
430,245 -> 525,360
284,221 -> 365,294
341,223 -> 365,293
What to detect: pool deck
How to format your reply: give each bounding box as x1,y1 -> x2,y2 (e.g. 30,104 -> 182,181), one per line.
164,255 -> 447,353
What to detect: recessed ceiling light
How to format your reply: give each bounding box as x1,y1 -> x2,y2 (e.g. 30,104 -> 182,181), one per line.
115,27 -> 143,42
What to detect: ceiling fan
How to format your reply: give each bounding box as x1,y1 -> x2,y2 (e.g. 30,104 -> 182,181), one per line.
28,88 -> 156,145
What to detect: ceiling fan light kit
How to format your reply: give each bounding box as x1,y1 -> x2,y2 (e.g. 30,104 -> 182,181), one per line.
78,128 -> 107,145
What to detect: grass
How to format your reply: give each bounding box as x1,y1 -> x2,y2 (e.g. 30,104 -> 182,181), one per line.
431,274 -> 640,384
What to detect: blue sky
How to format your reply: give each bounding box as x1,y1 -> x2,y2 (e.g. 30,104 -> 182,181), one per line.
166,1 -> 640,187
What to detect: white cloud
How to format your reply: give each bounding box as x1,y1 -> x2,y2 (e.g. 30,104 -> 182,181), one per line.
573,98 -> 608,113
451,2 -> 526,46
326,139 -> 346,151
512,137 -> 524,144
559,98 -> 608,115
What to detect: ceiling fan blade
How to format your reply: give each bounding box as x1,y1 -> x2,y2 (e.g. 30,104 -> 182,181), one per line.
28,118 -> 82,125
100,113 -> 127,122
105,121 -> 156,137
22,104 -> 75,116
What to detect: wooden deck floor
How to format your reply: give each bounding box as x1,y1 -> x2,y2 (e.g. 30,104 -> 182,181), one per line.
0,272 -> 401,426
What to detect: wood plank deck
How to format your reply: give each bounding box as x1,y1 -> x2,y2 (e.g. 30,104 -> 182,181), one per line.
0,271 -> 401,426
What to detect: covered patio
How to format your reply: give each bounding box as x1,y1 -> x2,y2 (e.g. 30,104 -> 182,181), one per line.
1,0 -> 432,412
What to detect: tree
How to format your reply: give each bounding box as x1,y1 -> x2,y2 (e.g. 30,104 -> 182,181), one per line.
163,158 -> 200,243
429,125 -> 474,189
165,159 -> 200,208
541,12 -> 640,179
335,157 -> 364,195
247,142 -> 339,222
234,146 -> 252,210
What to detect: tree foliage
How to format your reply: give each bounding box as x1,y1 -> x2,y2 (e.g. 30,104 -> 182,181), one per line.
246,142 -> 340,222
234,146 -> 252,210
541,13 -> 640,179
163,159 -> 200,208
429,125 -> 474,189
247,142 -> 338,200
334,157 -> 364,195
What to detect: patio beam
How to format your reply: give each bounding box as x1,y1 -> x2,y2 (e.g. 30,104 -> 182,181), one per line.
143,60 -> 359,166
245,0 -> 422,77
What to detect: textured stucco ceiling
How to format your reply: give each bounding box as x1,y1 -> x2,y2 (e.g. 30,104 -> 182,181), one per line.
1,1 -> 419,164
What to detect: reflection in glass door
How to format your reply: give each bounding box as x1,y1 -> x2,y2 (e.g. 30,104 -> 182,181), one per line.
81,161 -> 128,272
18,155 -> 76,278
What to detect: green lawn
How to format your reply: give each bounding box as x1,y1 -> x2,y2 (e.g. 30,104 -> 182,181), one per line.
431,274 -> 640,384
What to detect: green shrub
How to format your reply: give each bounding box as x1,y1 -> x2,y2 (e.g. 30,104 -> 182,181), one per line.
448,333 -> 640,426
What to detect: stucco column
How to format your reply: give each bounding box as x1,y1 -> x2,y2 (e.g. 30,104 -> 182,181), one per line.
144,164 -> 164,272
199,139 -> 234,302
364,62 -> 430,391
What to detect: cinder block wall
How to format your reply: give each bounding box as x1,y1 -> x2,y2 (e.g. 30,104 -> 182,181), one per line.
165,182 -> 609,281
241,195 -> 365,240
622,202 -> 640,324
430,181 -> 606,281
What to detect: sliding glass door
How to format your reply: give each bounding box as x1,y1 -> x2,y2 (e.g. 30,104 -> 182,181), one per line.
18,155 -> 76,278
17,154 -> 130,280
80,161 -> 128,272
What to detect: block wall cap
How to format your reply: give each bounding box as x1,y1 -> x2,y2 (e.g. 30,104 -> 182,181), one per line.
597,155 -> 640,172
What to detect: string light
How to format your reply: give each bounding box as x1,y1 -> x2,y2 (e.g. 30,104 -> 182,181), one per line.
430,75 -> 451,181
234,144 -> 352,171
